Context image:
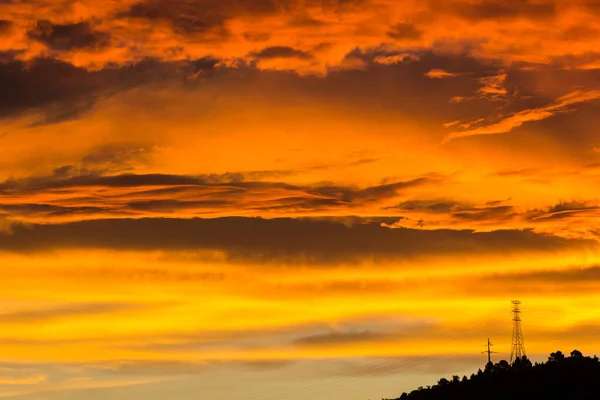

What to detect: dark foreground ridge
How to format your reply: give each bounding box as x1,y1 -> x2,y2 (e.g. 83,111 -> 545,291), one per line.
386,350 -> 600,400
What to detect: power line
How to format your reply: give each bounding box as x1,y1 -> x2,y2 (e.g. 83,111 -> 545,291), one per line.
482,338 -> 497,364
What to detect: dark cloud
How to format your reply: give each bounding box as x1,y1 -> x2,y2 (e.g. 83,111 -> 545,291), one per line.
391,200 -> 463,213
388,197 -> 600,237
0,172 -> 203,191
127,199 -> 233,212
250,46 -> 313,60
242,31 -> 271,42
118,0 -> 282,37
306,177 -> 432,204
117,0 -> 363,32
545,201 -> 597,214
207,49 -> 600,158
317,48 -> 501,124
443,0 -> 556,21
0,218 -> 593,264
120,1 -> 229,37
79,143 -> 156,173
28,20 -> 111,51
26,143 -> 158,182
559,25 -> 599,41
0,203 -> 108,219
0,303 -> 141,324
390,199 -> 517,222
0,19 -> 12,35
289,16 -> 326,27
452,205 -> 516,222
526,201 -> 600,222
0,54 -> 217,124
387,23 -> 423,41
0,168 -> 435,219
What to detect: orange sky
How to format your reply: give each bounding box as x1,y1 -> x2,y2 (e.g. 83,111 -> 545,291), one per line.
2,1 -> 600,399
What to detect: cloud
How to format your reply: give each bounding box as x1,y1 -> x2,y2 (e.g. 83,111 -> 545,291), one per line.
0,167 -> 437,221
491,168 -> 541,177
292,317 -> 436,348
0,374 -> 46,385
392,199 -> 467,214
1,161 -> 599,240
488,265 -> 600,283
477,73 -> 508,97
0,218 -> 593,265
559,25 -> 599,41
579,59 -> 600,70
74,143 -> 159,174
250,46 -> 312,60
293,330 -> 391,346
0,53 -> 217,125
0,0 -> 593,78
442,120 -> 462,128
117,0 -> 231,38
0,20 -> 12,35
444,0 -> 557,21
374,53 -> 420,65
117,0 -> 281,36
246,45 -> 317,72
451,205 -> 516,222
443,90 -> 600,142
424,69 -> 462,79
462,264 -> 600,296
387,22 -> 423,41
28,20 -> 111,51
386,197 -> 600,240
0,303 -> 144,324
0,216 -> 17,234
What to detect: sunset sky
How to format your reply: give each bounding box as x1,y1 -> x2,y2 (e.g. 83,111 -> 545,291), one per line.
2,0 -> 600,399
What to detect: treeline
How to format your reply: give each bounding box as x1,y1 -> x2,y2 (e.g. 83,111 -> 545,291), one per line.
386,350 -> 600,400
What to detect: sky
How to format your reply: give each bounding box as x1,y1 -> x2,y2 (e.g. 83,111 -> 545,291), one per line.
2,0 -> 600,399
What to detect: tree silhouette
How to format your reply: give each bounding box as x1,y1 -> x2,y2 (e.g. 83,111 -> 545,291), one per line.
385,350 -> 600,400
548,350 -> 565,363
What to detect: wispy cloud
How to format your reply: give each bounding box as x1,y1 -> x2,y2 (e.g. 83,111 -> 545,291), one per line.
477,73 -> 508,97
0,303 -> 146,324
424,69 -> 462,79
0,374 -> 46,385
443,90 -> 600,142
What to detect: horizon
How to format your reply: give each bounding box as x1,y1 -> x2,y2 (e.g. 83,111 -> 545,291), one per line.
2,0 -> 600,399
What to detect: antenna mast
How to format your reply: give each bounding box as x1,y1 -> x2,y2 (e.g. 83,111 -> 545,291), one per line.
510,300 -> 526,363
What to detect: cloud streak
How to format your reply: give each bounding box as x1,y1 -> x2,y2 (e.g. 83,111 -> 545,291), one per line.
444,90 -> 600,142
0,217 -> 594,265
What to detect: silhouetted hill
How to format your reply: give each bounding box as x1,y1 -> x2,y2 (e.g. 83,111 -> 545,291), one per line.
386,350 -> 600,400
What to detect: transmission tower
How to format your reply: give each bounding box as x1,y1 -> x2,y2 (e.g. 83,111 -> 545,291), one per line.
510,300 -> 526,363
482,338 -> 497,364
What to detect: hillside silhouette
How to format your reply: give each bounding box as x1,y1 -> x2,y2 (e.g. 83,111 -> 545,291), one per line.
386,350 -> 600,400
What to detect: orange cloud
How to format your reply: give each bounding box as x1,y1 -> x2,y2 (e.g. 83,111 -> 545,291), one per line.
444,90 -> 600,142
424,69 -> 461,79
0,0 -> 598,74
